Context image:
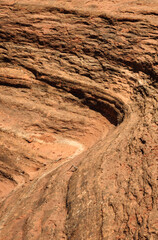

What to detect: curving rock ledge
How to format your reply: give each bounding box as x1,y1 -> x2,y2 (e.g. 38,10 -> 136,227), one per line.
0,1 -> 157,240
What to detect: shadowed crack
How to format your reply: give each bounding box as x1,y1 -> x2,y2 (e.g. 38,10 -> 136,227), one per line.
0,1 -> 157,240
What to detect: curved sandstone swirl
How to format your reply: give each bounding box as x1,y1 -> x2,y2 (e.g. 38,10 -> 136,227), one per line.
0,1 -> 157,240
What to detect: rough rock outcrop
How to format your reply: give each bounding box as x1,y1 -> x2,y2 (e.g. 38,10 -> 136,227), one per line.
0,0 -> 157,239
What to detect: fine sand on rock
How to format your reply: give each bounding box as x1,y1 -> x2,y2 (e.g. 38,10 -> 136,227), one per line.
0,0 -> 157,240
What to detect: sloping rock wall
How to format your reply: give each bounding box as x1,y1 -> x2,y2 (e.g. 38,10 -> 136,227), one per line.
0,1 -> 157,239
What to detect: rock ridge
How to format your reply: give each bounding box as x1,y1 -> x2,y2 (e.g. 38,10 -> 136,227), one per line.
0,0 -> 157,239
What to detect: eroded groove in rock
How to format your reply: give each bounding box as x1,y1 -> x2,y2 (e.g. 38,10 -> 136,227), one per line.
0,1 -> 157,240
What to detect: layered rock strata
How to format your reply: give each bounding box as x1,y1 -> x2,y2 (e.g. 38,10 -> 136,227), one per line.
0,0 -> 157,239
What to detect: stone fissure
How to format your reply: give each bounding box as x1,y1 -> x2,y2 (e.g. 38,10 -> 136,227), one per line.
0,1 -> 157,239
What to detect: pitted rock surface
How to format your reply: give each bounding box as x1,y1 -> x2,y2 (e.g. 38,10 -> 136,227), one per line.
0,1 -> 157,239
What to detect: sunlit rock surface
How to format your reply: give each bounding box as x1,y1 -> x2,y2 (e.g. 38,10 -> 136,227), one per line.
0,0 -> 157,239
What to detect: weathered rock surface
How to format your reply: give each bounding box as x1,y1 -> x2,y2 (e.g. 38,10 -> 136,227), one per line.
0,0 -> 157,239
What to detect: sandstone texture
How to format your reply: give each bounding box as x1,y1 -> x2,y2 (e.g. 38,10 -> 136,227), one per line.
0,0 -> 158,239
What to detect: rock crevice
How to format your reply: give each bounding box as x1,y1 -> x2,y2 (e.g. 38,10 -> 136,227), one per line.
0,1 -> 157,239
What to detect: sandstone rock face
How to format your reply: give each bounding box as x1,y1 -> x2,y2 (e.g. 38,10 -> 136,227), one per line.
0,1 -> 157,239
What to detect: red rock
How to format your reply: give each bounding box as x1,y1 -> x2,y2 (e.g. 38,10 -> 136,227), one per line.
0,0 -> 157,239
